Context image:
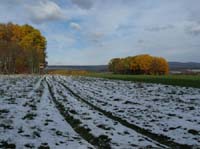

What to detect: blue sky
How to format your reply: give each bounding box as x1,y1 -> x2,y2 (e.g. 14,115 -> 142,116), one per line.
0,0 -> 200,65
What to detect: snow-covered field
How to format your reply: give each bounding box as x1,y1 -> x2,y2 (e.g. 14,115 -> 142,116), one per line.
0,75 -> 200,148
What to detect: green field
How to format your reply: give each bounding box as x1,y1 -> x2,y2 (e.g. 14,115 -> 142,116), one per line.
86,73 -> 200,88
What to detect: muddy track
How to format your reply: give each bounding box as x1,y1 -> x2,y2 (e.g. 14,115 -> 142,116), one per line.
45,78 -> 112,149
57,77 -> 193,149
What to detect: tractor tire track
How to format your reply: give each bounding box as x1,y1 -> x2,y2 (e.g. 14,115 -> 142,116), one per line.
57,76 -> 192,149
45,77 -> 111,149
53,76 -> 167,148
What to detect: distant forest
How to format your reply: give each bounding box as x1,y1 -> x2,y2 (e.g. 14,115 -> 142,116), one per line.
0,23 -> 46,74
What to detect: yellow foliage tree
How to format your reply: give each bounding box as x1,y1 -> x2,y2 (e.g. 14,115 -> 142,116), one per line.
0,23 -> 46,74
108,54 -> 169,75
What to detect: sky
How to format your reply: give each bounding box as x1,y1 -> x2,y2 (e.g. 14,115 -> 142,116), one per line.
0,0 -> 200,65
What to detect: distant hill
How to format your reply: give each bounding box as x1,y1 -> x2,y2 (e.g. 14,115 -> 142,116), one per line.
46,65 -> 108,72
46,62 -> 200,72
169,62 -> 200,70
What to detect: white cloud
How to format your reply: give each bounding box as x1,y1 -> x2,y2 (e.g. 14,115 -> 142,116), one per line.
70,22 -> 81,30
27,0 -> 66,24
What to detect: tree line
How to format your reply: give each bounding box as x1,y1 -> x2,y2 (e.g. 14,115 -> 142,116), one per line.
0,23 -> 46,74
108,54 -> 169,75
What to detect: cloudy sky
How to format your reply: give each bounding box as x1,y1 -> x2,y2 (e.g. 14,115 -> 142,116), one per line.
0,0 -> 200,65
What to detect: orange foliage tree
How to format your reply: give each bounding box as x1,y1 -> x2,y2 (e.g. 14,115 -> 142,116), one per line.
0,23 -> 47,74
108,54 -> 169,75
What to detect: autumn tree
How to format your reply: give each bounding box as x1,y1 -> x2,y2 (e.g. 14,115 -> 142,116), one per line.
0,23 -> 47,74
108,58 -> 121,74
133,54 -> 153,74
150,57 -> 169,75
108,54 -> 169,75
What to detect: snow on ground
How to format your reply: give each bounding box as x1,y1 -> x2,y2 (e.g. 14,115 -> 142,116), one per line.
46,76 -> 166,148
1,75 -> 200,148
0,75 -> 92,149
61,76 -> 200,146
